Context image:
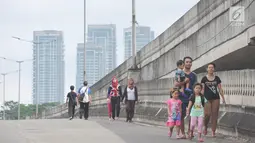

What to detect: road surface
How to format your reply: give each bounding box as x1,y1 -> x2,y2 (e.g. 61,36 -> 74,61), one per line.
0,118 -> 242,143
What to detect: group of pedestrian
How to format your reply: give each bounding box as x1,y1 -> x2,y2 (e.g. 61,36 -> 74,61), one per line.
66,81 -> 91,120
166,56 -> 226,142
107,77 -> 138,123
66,76 -> 139,123
66,56 -> 226,142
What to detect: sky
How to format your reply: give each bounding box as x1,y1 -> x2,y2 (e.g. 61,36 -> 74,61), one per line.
0,0 -> 200,105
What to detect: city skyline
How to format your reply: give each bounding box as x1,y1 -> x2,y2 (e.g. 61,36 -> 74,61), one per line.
0,0 -> 200,104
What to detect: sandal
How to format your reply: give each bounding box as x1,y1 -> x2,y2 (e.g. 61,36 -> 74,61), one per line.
168,131 -> 172,137
203,129 -> 207,135
212,132 -> 216,138
176,135 -> 182,139
198,138 -> 204,142
177,134 -> 186,139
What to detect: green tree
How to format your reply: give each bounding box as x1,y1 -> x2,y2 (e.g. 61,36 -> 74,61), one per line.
0,101 -> 60,120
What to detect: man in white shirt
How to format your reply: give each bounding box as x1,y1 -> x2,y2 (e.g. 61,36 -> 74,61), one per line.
78,81 -> 92,120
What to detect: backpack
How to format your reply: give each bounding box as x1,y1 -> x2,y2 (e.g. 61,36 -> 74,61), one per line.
190,94 -> 205,107
78,87 -> 88,102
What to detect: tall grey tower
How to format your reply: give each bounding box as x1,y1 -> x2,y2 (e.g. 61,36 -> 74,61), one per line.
32,30 -> 65,104
76,43 -> 103,87
87,24 -> 116,75
124,26 -> 155,60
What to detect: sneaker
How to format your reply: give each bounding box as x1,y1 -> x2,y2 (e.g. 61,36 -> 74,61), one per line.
69,117 -> 73,120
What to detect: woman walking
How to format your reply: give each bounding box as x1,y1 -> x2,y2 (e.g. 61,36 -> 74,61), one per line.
122,78 -> 138,122
201,63 -> 226,137
107,76 -> 122,120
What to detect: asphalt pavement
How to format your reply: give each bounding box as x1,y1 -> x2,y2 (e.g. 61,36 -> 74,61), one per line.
0,118 -> 244,143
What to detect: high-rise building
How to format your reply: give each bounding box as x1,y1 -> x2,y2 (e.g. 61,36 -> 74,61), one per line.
76,43 -> 104,87
87,24 -> 116,75
32,30 -> 65,104
124,26 -> 155,60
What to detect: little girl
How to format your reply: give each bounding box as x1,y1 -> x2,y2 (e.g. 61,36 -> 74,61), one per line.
186,83 -> 206,142
107,98 -> 112,120
166,88 -> 182,138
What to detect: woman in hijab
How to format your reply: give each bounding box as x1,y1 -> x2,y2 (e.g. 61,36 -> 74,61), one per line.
107,76 -> 122,120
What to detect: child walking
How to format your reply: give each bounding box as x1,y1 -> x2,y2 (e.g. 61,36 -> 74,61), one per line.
186,83 -> 206,142
166,88 -> 182,138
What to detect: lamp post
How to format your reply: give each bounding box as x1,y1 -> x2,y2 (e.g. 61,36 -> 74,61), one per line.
84,0 -> 87,81
12,36 -> 56,119
132,0 -> 137,69
0,57 -> 32,120
1,70 -> 19,120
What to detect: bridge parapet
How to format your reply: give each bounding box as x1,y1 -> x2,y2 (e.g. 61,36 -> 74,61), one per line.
42,69 -> 255,118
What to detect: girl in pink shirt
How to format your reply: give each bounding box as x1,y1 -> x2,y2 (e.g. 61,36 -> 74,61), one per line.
166,88 -> 182,139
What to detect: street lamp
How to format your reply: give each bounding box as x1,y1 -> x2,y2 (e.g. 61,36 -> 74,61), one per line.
1,70 -> 19,120
0,57 -> 32,120
12,36 -> 56,119
132,0 -> 138,69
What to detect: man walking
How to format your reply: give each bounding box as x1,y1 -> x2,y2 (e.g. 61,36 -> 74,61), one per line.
175,56 -> 197,138
78,81 -> 92,120
66,85 -> 78,120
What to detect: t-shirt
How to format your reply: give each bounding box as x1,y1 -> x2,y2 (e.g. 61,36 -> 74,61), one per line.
67,92 -> 77,105
175,68 -> 185,82
79,86 -> 91,103
127,87 -> 135,100
179,72 -> 197,104
166,99 -> 182,119
190,96 -> 207,117
201,76 -> 221,100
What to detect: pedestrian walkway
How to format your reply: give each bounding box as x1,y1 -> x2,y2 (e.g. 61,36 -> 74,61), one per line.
0,118 -> 244,143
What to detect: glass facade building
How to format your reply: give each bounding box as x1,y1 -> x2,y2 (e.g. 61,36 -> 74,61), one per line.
124,26 -> 155,60
32,30 -> 65,104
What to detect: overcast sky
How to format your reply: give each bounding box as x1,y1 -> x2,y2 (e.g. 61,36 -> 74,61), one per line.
0,0 -> 199,104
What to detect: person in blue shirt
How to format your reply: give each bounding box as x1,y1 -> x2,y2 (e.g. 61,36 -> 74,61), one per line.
77,81 -> 92,120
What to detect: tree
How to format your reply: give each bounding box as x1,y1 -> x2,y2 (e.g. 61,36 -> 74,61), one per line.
0,101 -> 60,120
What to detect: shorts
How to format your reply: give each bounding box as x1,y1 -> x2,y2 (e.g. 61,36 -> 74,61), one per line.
166,114 -> 181,126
